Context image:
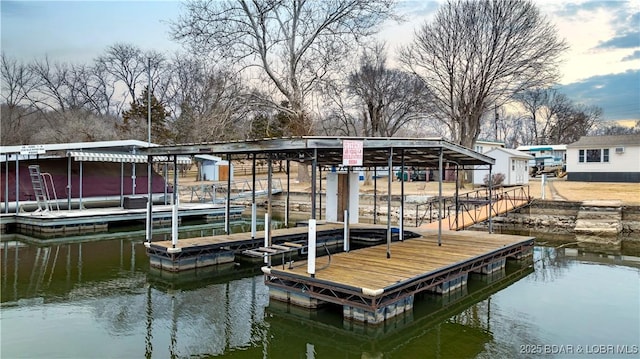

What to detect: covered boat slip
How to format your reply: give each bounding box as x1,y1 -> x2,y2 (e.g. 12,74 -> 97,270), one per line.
264,229 -> 533,324
142,137 -> 534,324
141,136 -> 499,248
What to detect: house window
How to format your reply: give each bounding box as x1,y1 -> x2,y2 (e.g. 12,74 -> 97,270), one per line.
512,159 -> 515,171
579,149 -> 609,163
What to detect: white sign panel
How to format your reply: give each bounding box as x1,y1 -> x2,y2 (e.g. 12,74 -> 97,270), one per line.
342,140 -> 363,166
20,145 -> 45,155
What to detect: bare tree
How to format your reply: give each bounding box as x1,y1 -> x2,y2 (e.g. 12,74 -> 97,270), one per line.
400,0 -> 567,151
172,0 -> 397,180
0,54 -> 38,145
347,43 -> 431,137
168,55 -> 249,143
548,104 -> 601,144
514,87 -> 600,144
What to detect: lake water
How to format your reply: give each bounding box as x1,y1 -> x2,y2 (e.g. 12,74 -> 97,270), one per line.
1,224 -> 639,358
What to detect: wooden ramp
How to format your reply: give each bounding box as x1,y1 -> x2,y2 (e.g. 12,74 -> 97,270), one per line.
420,186 -> 531,231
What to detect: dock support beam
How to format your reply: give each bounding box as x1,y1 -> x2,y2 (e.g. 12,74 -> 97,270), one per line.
400,149 -> 405,241
225,154 -> 232,234
387,148 -> 393,258
311,149 -> 317,220
146,154 -> 153,243
307,219 -> 316,277
171,155 -> 179,248
488,164 -> 493,234
438,149 -> 443,246
286,160 -> 290,228
251,153 -> 257,238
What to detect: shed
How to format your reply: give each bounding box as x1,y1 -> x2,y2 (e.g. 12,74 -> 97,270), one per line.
194,155 -> 232,182
474,148 -> 533,186
566,134 -> 640,182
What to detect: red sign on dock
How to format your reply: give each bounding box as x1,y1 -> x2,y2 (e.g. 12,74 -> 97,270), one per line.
342,140 -> 363,166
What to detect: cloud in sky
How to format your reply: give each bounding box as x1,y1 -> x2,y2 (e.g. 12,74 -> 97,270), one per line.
558,69 -> 640,121
596,31 -> 640,49
622,50 -> 640,61
1,0 -> 638,123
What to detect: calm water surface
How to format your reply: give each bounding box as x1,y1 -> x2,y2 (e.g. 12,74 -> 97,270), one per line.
1,226 -> 639,359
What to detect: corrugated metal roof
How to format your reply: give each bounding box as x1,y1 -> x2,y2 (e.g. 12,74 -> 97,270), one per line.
567,134 -> 640,148
142,137 -> 496,167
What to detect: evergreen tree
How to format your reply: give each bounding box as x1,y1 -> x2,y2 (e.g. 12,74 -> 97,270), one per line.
120,86 -> 172,144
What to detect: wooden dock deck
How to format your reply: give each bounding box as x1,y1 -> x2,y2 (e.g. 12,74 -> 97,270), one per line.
263,229 -> 533,324
145,223 -> 407,271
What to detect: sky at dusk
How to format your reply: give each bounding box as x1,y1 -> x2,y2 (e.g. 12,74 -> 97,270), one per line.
1,0 -> 639,124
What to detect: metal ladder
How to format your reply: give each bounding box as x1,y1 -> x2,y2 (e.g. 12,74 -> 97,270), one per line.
28,165 -> 59,212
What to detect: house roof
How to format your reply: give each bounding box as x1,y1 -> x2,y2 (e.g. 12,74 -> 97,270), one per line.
486,147 -> 534,159
516,144 -> 567,151
567,134 -> 640,148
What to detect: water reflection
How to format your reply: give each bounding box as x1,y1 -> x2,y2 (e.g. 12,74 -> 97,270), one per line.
1,233 -> 639,358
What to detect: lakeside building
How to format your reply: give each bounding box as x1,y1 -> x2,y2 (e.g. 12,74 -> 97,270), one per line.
566,134 -> 640,183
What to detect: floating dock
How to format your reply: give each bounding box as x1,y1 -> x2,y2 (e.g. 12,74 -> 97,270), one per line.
263,229 -> 533,325
144,223 -> 412,271
1,203 -> 243,238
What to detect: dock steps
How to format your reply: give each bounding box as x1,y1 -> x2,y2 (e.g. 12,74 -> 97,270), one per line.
242,242 -> 303,258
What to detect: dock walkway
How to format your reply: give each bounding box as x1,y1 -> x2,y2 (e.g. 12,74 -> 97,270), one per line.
264,229 -> 533,324
418,186 -> 531,230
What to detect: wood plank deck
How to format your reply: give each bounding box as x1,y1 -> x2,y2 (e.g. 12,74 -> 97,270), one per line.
149,222 -> 346,250
267,229 -> 533,294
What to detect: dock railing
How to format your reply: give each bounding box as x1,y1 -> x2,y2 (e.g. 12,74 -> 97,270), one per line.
415,185 -> 531,230
180,178 -> 284,203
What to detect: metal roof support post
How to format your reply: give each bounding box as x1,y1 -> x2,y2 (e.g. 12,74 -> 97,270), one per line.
79,160 -> 84,210
438,148 -> 443,246
171,155 -> 179,248
488,164 -> 493,234
14,155 -> 19,214
163,164 -> 168,205
286,159 -> 290,228
311,149 -> 317,220
120,162 -> 124,208
319,166 -> 323,221
4,157 -> 8,213
67,155 -> 72,211
132,153 -> 136,196
400,149 -> 405,242
226,153 -> 232,234
251,153 -> 257,238
374,168 -> 377,224
145,155 -> 153,243
387,148 -> 393,258
267,153 -> 273,257
455,164 -> 460,230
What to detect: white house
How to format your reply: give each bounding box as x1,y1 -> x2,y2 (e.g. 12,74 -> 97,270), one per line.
474,148 -> 533,186
566,134 -> 640,183
474,139 -> 505,154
